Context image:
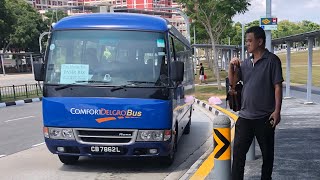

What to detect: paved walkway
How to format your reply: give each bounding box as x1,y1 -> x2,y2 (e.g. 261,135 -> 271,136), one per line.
194,97 -> 320,180
0,73 -> 37,87
240,98 -> 320,180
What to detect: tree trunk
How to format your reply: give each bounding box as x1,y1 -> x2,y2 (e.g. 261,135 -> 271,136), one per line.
205,48 -> 211,67
4,42 -> 11,53
209,33 -> 221,90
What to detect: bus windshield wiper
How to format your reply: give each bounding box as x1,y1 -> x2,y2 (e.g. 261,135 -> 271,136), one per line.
110,81 -> 155,92
126,81 -> 155,84
55,80 -> 110,91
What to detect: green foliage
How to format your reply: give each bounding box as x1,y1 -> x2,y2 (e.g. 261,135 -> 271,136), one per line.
246,20 -> 260,27
229,20 -> 320,45
43,10 -> 68,28
178,0 -> 250,89
273,20 -> 320,38
0,0 -> 13,49
179,0 -> 250,41
191,21 -> 209,44
1,0 -> 47,52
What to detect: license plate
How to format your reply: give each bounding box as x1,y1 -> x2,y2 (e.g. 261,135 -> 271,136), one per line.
90,146 -> 122,153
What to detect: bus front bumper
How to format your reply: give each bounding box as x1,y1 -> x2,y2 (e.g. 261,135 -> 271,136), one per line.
44,138 -> 173,158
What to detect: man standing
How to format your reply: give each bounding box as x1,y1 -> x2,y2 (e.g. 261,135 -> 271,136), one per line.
228,26 -> 283,180
199,63 -> 205,84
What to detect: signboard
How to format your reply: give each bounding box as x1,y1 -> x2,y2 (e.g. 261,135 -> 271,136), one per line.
260,17 -> 278,30
60,64 -> 89,84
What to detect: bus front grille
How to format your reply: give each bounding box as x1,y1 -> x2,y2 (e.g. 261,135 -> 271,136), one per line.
74,128 -> 138,145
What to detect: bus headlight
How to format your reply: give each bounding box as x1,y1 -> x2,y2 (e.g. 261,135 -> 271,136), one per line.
61,129 -> 74,139
48,128 -> 75,140
137,130 -> 164,141
152,131 -> 164,141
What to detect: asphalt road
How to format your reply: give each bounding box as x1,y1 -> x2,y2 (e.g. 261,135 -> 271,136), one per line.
0,103 -> 214,180
0,102 -> 43,156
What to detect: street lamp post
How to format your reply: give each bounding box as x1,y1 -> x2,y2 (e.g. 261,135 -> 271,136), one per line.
265,0 -> 272,51
154,7 -> 190,43
242,23 -> 245,60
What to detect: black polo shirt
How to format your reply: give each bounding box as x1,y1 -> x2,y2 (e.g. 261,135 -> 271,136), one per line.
239,49 -> 284,119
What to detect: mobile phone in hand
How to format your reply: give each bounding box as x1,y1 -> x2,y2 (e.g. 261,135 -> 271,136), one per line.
266,118 -> 274,128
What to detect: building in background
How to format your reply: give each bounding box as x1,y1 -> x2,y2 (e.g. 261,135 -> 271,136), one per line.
26,0 -> 187,39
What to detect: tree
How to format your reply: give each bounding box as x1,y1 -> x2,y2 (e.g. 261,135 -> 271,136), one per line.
0,0 -> 14,50
231,19 -> 320,49
191,21 -> 209,44
178,0 -> 250,89
231,22 -> 243,45
43,10 -> 68,28
2,0 -> 47,53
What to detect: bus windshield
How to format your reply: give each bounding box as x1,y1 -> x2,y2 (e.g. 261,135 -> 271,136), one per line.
45,30 -> 168,86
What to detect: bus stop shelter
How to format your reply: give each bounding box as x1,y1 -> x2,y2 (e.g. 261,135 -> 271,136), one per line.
272,30 -> 320,103
0,52 -> 39,76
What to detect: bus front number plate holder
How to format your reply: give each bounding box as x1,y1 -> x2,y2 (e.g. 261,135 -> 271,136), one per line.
90,146 -> 122,153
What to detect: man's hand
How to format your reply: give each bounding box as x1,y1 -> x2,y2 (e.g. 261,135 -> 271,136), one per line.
228,57 -> 241,90
230,57 -> 241,68
269,111 -> 281,128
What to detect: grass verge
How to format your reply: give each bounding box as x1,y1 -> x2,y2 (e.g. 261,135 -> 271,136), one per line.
195,85 -> 226,102
277,49 -> 320,86
0,90 -> 42,103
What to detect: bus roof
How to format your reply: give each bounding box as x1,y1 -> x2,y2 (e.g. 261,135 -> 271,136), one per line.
53,13 -> 169,32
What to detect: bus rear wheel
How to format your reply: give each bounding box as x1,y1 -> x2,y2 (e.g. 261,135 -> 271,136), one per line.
58,155 -> 79,165
183,107 -> 192,135
183,120 -> 191,134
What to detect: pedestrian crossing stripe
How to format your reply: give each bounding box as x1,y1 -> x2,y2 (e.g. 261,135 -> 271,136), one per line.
213,128 -> 231,160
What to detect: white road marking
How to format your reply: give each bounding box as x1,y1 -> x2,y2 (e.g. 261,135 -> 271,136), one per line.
4,116 -> 35,123
0,155 -> 6,158
32,142 -> 45,147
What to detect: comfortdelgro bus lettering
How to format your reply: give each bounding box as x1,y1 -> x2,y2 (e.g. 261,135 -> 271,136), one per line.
35,13 -> 195,165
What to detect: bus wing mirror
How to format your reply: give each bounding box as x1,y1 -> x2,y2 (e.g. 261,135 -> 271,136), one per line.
34,63 -> 45,81
171,61 -> 184,82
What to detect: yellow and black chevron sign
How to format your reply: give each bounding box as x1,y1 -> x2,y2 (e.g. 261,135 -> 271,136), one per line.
213,128 -> 231,160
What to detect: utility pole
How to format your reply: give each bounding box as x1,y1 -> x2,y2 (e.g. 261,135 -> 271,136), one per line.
265,0 -> 272,51
242,23 -> 245,61
83,0 -> 85,13
193,24 -> 197,74
155,7 -> 190,43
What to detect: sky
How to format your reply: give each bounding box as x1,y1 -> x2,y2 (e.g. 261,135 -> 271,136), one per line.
233,0 -> 320,24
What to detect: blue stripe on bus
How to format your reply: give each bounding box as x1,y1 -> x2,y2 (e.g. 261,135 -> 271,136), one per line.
42,97 -> 172,129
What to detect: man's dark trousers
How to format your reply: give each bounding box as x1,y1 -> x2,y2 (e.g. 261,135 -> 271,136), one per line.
232,115 -> 275,180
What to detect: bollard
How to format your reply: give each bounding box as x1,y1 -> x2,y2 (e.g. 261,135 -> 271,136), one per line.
212,115 -> 231,180
246,139 -> 256,161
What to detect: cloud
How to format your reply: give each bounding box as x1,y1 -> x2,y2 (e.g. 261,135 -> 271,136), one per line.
304,0 -> 320,8
251,0 -> 266,9
233,0 -> 320,24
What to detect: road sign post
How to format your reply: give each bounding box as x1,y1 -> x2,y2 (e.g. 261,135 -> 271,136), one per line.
260,17 -> 278,30
212,115 -> 231,180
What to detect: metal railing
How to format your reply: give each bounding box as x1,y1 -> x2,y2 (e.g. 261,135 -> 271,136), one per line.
0,83 -> 43,102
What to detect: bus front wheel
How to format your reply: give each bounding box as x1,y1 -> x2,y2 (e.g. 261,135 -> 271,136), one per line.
162,128 -> 177,165
58,155 -> 79,165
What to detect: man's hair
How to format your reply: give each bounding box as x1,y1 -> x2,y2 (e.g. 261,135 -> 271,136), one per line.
200,63 -> 202,66
245,26 -> 266,46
